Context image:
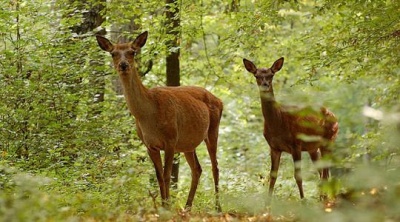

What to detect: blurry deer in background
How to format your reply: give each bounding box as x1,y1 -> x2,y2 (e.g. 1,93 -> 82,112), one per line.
96,31 -> 223,211
243,57 -> 338,199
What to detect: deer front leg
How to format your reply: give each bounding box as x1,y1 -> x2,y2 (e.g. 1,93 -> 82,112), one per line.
269,149 -> 282,197
292,150 -> 304,199
163,148 -> 175,206
147,149 -> 167,206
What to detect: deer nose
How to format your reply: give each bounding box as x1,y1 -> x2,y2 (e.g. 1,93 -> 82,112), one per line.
119,62 -> 129,71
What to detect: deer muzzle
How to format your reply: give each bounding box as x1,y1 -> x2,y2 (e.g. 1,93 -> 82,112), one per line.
259,83 -> 270,92
119,61 -> 129,71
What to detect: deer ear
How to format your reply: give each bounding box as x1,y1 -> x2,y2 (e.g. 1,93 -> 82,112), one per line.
133,31 -> 148,49
96,35 -> 114,52
271,57 -> 284,73
243,58 -> 257,74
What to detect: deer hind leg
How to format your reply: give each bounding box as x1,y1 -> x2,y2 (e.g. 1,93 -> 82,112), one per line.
204,106 -> 222,211
147,149 -> 167,207
183,151 -> 202,210
205,126 -> 222,212
309,149 -> 328,201
269,149 -> 282,197
319,146 -> 332,201
308,150 -> 322,179
320,147 -> 331,180
292,150 -> 304,199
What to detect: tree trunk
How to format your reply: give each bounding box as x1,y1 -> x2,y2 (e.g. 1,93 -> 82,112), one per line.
165,0 -> 181,189
69,0 -> 106,116
226,0 -> 240,13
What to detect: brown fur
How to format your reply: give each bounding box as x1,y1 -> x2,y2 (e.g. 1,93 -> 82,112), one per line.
243,57 -> 338,199
97,32 -> 223,211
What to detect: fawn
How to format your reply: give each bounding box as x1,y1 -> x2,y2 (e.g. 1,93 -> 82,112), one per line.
243,57 -> 338,199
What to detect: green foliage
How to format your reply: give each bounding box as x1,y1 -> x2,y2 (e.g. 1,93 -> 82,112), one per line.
0,0 -> 399,221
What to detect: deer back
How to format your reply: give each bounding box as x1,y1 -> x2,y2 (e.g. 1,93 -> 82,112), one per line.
263,105 -> 338,152
135,86 -> 222,152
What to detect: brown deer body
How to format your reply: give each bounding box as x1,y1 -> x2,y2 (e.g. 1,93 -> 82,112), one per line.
243,57 -> 338,199
96,31 -> 223,211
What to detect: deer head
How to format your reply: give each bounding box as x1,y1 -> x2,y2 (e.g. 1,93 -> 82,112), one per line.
243,57 -> 284,92
96,31 -> 148,75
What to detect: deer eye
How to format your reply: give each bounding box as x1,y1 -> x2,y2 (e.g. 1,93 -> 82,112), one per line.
111,52 -> 117,57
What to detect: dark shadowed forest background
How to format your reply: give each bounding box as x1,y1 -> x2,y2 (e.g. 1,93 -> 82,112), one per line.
1,0 -> 399,221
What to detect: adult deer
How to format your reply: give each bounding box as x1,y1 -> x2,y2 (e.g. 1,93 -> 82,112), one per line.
243,57 -> 338,199
96,31 -> 223,211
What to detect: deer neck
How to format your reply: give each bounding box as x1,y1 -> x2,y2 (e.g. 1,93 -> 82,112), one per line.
260,89 -> 280,121
118,67 -> 154,119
